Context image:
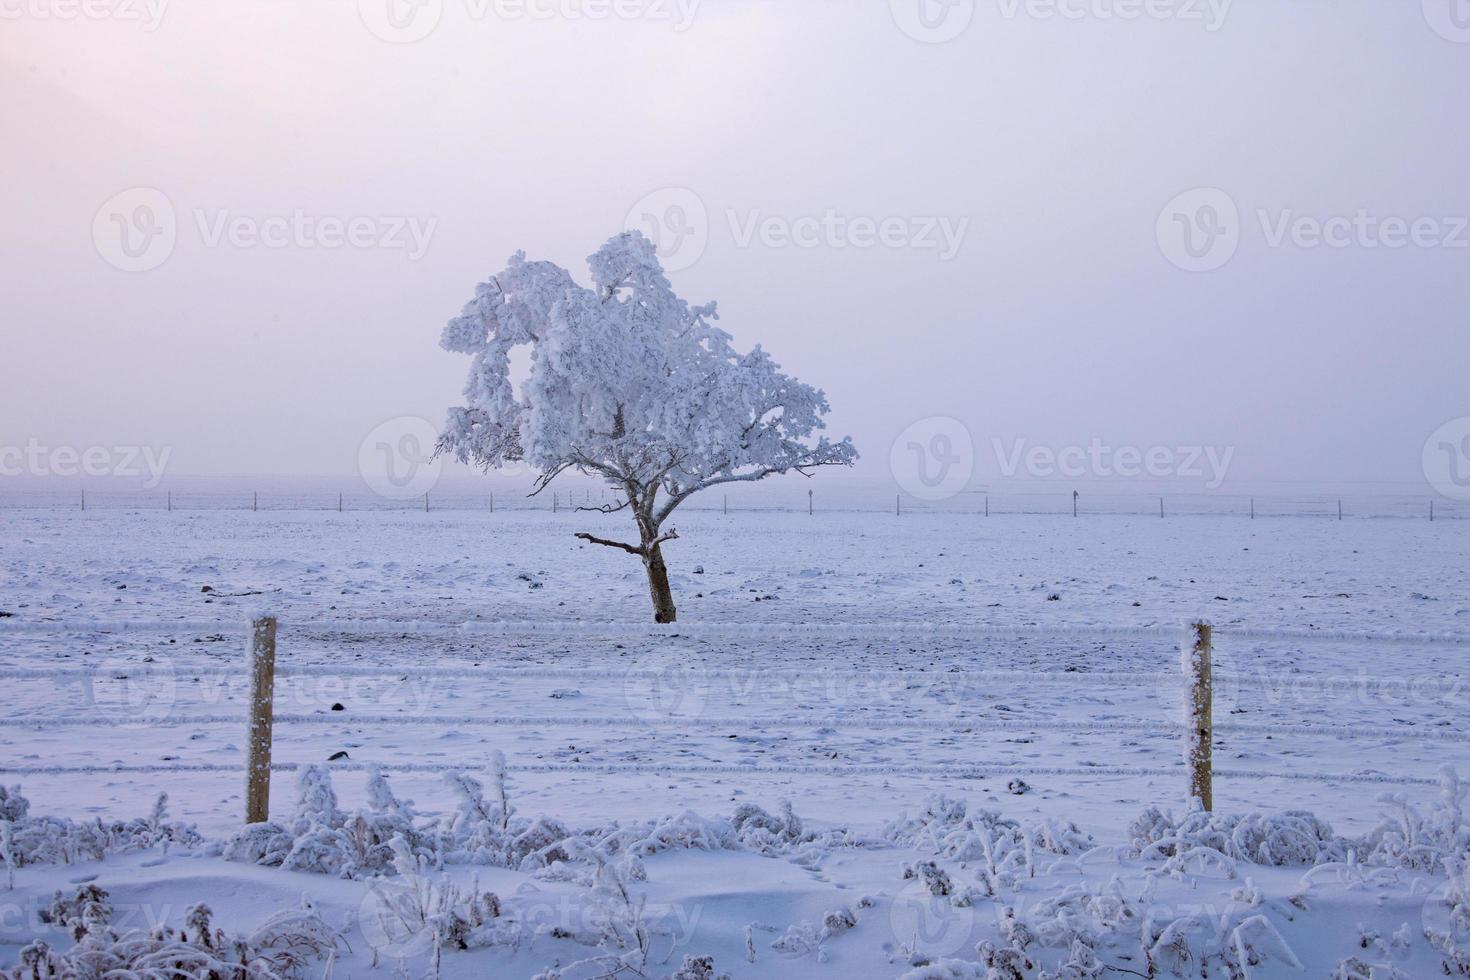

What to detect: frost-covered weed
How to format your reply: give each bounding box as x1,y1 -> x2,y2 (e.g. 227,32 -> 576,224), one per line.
4,885 -> 338,980
225,765 -> 435,878
0,786 -> 199,869
1129,768 -> 1470,874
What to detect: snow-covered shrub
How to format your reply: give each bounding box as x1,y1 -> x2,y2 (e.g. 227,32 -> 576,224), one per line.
5,886 -> 338,980
886,794 -> 1090,898
1425,854 -> 1470,973
1129,768 -> 1470,874
1360,766 -> 1470,874
663,954 -> 731,980
225,765 -> 435,878
886,794 -> 1089,859
359,835 -> 504,960
1129,800 -> 1348,867
0,788 -> 199,869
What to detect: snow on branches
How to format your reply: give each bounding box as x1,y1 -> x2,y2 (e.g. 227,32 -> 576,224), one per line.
437,231 -> 857,621
6,885 -> 338,980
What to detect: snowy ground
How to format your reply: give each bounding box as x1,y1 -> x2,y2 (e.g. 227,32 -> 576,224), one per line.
1,508 -> 1467,978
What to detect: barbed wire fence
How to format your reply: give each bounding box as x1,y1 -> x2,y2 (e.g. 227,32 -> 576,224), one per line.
1,617 -> 1466,824
0,485 -> 1464,519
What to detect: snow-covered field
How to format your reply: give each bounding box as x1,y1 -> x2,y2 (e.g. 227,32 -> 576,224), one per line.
1,508 -> 1468,978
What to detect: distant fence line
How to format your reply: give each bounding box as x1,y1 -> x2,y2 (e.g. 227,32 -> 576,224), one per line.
0,487 -> 1463,520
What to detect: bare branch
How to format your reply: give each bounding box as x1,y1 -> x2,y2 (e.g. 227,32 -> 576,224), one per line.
575,498 -> 631,516
573,532 -> 644,556
648,527 -> 679,549
529,461 -> 574,497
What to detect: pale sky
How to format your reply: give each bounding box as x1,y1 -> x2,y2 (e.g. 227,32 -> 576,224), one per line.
3,0 -> 1467,493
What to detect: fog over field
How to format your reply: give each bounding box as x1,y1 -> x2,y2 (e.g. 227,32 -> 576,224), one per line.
3,3 -> 1470,978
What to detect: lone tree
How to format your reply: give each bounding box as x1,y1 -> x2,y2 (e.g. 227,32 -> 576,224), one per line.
436,231 -> 857,622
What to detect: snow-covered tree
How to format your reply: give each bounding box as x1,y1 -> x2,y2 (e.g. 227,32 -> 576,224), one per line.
436,231 -> 857,622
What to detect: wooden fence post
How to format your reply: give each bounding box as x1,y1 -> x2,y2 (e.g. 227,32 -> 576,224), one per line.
245,615 -> 277,824
1184,621 -> 1213,811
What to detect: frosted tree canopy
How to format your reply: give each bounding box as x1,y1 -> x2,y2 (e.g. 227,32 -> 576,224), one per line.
436,230 -> 857,621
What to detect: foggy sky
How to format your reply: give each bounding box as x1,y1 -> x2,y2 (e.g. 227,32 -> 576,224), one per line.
3,0 -> 1467,493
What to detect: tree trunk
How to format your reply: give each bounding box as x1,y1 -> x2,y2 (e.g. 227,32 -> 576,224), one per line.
642,543 -> 678,623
